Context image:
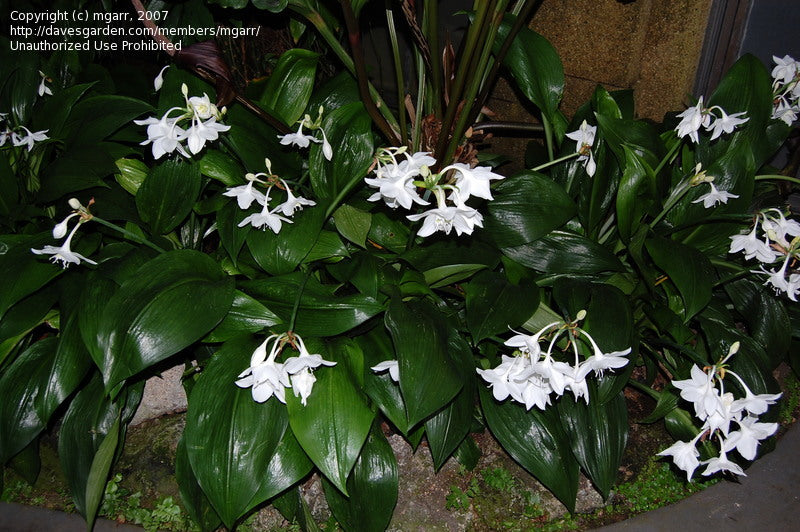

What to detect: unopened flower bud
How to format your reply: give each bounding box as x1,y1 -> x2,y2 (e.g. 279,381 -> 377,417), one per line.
68,198 -> 81,210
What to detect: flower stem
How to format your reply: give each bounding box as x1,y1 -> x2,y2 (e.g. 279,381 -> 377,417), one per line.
653,136 -> 682,177
755,174 -> 800,186
649,179 -> 691,228
530,151 -> 580,172
91,216 -> 166,253
288,267 -> 315,332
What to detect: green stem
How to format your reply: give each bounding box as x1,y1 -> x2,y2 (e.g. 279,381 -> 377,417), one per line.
649,179 -> 692,229
626,379 -> 660,400
755,174 -> 800,186
91,216 -> 167,253
653,136 -> 682,176
542,114 -> 554,161
288,267 -> 314,332
386,9 -> 408,145
530,151 -> 579,172
324,172 -> 368,219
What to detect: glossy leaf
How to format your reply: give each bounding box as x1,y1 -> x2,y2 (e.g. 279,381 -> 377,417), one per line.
308,102 -> 374,202
384,298 -> 462,429
115,157 -> 148,194
479,387 -> 579,511
286,338 -> 374,495
725,278 -> 790,367
65,94 -> 152,147
558,391 -> 628,499
136,159 -> 202,235
359,328 -> 410,434
85,415 -> 121,530
246,206 -> 324,275
260,49 -> 319,125
333,204 -> 372,248
175,437 -> 222,532
322,423 -> 398,532
0,234 -> 62,321
93,250 -> 234,391
203,290 -> 282,343
465,271 -> 539,343
199,149 -> 244,187
486,172 -> 576,248
616,145 -> 657,242
217,199 -> 250,264
646,236 -> 713,321
503,231 -> 624,274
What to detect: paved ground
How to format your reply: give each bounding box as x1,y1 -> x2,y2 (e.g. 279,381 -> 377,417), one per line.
1,423 -> 798,531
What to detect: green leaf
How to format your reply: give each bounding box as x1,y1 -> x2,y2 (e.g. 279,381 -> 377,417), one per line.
465,271 -> 539,343
246,207 -> 324,274
0,290 -> 56,367
65,95 -> 152,147
423,263 -> 488,288
495,17 -> 565,132
252,0 -> 289,12
199,149 -> 244,187
203,290 -> 282,343
321,423 -> 398,532
115,157 -> 149,194
308,102 -> 374,202
333,204 -> 372,248
503,231 -> 624,274
359,328 -> 410,434
286,338 -> 374,495
384,298 -> 462,428
645,236 -> 713,321
616,146 -> 657,243
303,230 -> 349,263
175,437 -> 222,532
260,49 -> 319,125
558,391 -> 628,499
725,278 -> 790,366
217,200 -> 250,264
93,250 -> 234,391
136,159 -> 202,235
184,337 -> 312,529
0,235 -> 61,321
38,144 -> 118,201
486,172 -> 576,248
240,273 -> 383,337
0,152 -> 18,220
479,387 -> 579,511
84,415 -> 121,530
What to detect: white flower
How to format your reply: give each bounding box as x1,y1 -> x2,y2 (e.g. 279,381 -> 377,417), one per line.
729,224 -> 778,263
52,212 -> 81,239
707,109 -> 749,140
574,330 -> 630,380
691,182 -> 739,208
477,355 -> 529,403
278,121 -> 319,149
134,108 -> 189,159
365,154 -> 430,210
771,55 -> 799,85
186,117 -> 230,155
235,335 -> 291,403
442,163 -> 505,201
658,436 -> 702,481
371,360 -> 400,382
724,416 -> 778,461
406,202 -> 484,237
275,180 -> 316,216
38,71 -> 52,97
282,337 -> 336,406
672,365 -> 720,420
320,128 -> 333,161
755,254 -> 798,300
11,126 -> 49,152
676,97 -> 711,143
704,391 -> 738,436
761,209 -> 800,247
154,65 -> 169,91
238,187 -> 293,233
223,178 -> 266,210
503,322 -> 559,358
31,219 -> 96,269
565,120 -> 597,176
772,98 -> 798,125
701,448 -> 746,477
0,127 -> 11,147
728,370 -> 783,416
187,93 -> 220,120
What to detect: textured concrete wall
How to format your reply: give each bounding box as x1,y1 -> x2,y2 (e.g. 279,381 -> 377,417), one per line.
531,0 -> 714,120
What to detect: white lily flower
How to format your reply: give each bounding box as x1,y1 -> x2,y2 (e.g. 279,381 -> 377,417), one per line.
729,223 -> 778,263
772,98 -> 798,125
658,432 -> 703,481
406,202 -> 483,237
676,97 -> 711,143
371,360 -> 400,382
707,108 -> 749,140
275,180 -> 316,216
154,65 -> 170,91
320,127 -> 333,161
701,447 -> 746,477
31,219 -> 96,269
187,92 -> 220,120
134,108 -> 189,159
278,121 -> 319,149
186,117 -> 230,155
565,120 -> 598,176
771,54 -> 799,84
691,182 -> 739,208
442,162 -> 504,201
11,126 -> 49,152
477,355 -> 529,402
235,335 -> 291,403
574,329 -> 630,380
672,364 -> 720,421
223,177 -> 267,210
38,71 -> 52,97
238,187 -> 293,233
723,416 -> 778,460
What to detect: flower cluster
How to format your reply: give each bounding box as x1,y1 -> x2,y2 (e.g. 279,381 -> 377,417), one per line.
477,312 -> 631,410
365,147 -> 504,238
675,96 -> 748,143
0,113 -> 49,152
565,120 -> 597,177
134,84 -> 230,159
235,332 -> 336,406
730,208 -> 800,300
223,159 -> 316,234
770,55 -> 800,125
30,198 -> 97,269
277,107 -> 333,161
659,343 -> 780,480
688,163 -> 739,209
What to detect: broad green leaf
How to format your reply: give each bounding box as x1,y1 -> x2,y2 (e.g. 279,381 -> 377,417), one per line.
33,82 -> 95,139
38,144 -> 118,201
136,159 -> 202,235
94,250 -> 234,391
115,158 -> 149,194
203,290 -> 282,343
503,231 -> 624,274
558,391 -> 628,499
58,374 -> 143,517
384,298 -> 462,428
0,151 -> 18,219
303,230 -> 349,263
308,102 -> 374,202
175,437 -> 222,532
246,207 -> 324,274
85,416 -> 121,530
226,104 -> 302,175
725,279 -> 790,366
240,273 -> 383,337
465,271 -> 539,343
595,112 -> 663,168
217,199 -> 250,264
423,263 -> 487,288
367,213 -> 410,253
184,337 -> 309,529
359,327 -> 410,434
333,204 -> 372,248
0,289 -> 56,367
321,423 -> 398,532
616,145 -> 657,243
252,0 -> 289,12
199,149 -> 244,187
260,49 -> 319,124
479,387 -> 579,511
486,172 -> 576,248
0,235 -> 61,320
286,338 -> 374,495
65,95 -> 152,147
646,236 -> 713,321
